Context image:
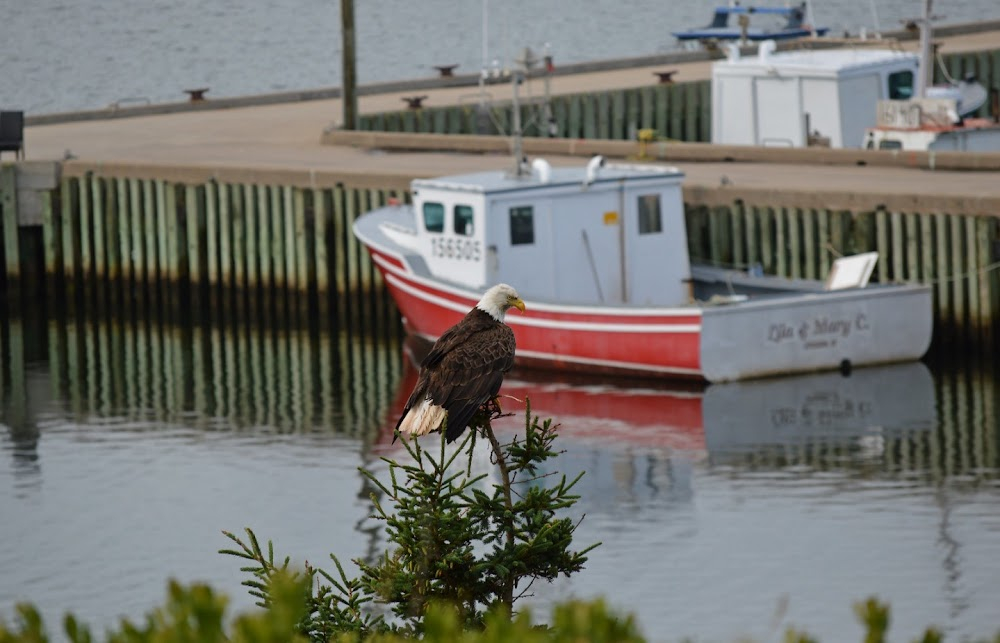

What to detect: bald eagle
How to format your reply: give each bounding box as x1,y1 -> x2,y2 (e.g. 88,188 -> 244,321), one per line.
395,283 -> 526,443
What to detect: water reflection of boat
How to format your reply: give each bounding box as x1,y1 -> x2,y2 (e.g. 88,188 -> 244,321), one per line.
377,338 -> 936,459
702,359 -> 936,461
376,337 -> 704,451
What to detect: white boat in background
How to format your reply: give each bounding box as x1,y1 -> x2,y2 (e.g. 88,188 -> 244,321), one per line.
352,152 -> 933,383
711,44 -> 922,148
711,0 -> 1000,151
863,89 -> 1000,151
863,0 -> 1000,151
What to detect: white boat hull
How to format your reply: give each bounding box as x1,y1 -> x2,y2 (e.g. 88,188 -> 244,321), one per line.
699,285 -> 933,381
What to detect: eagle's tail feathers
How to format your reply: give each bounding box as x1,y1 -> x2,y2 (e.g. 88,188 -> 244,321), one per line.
397,398 -> 447,438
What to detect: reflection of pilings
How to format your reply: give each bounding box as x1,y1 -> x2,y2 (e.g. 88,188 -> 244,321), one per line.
881,366 -> 985,480
1,319 -> 25,423
47,176 -> 409,329
684,202 -> 1000,349
0,318 -> 44,484
930,361 -> 1000,480
43,310 -> 403,436
0,307 -> 6,399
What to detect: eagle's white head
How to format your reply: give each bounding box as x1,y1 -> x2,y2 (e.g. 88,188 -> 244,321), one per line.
476,283 -> 526,322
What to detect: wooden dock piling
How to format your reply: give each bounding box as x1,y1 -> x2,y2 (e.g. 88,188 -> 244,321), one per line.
0,172 -> 402,331
2,165 -> 21,285
60,175 -> 78,300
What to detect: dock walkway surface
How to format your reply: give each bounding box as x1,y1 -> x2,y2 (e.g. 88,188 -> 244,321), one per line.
21,29 -> 1000,214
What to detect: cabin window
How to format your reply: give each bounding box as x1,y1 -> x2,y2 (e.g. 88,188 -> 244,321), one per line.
423,202 -> 445,233
509,206 -> 534,245
888,70 -> 914,99
454,205 -> 475,236
637,194 -> 662,235
878,139 -> 903,150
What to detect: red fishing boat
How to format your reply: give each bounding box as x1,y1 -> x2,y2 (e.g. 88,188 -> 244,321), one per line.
353,156 -> 932,382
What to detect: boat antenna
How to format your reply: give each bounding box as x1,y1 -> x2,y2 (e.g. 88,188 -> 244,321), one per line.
916,0 -> 935,98
803,0 -> 817,37
867,0 -> 882,38
511,47 -> 538,176
479,0 -> 489,108
511,68 -> 524,175
543,42 -> 556,137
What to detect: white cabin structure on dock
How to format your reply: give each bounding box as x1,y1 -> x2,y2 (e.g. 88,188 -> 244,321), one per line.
712,44 -> 920,148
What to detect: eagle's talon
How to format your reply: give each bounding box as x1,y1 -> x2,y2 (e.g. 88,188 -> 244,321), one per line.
486,396 -> 504,418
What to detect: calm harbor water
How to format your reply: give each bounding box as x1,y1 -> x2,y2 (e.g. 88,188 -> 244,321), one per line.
1,309 -> 999,642
6,0 -> 1000,115
6,0 -> 1000,639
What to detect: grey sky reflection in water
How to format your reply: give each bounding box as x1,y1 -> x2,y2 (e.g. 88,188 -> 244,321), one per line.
1,312 -> 999,642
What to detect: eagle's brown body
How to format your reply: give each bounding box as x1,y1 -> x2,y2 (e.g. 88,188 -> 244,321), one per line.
395,284 -> 524,443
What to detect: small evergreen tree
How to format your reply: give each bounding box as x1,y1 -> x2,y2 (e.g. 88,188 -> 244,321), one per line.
221,401 -> 599,639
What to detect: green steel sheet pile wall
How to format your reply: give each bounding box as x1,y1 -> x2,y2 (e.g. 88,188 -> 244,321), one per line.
2,171 -> 998,348
1,166 -> 18,289
361,80 -> 713,143
7,174 -> 409,332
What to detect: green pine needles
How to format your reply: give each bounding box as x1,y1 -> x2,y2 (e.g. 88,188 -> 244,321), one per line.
220,401 -> 600,640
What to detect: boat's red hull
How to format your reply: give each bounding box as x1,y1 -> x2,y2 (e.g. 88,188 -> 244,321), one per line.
367,247 -> 704,379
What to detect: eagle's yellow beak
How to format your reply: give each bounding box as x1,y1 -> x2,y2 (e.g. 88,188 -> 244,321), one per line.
512,298 -> 526,313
